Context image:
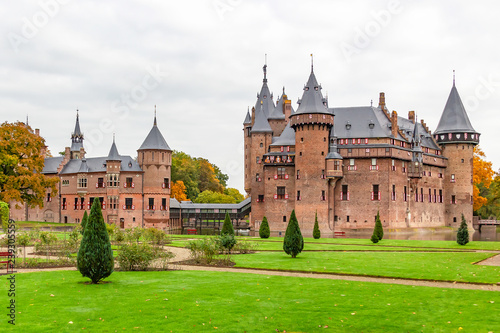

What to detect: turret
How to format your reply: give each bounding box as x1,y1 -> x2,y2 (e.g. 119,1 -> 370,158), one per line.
70,110 -> 85,159
409,120 -> 423,178
434,75 -> 479,227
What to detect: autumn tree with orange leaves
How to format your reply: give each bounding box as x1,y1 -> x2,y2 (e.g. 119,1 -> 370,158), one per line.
171,180 -> 188,202
473,146 -> 495,212
0,121 -> 59,209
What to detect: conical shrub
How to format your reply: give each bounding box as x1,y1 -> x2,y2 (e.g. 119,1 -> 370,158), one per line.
283,210 -> 304,258
374,211 -> 384,241
221,212 -> 235,236
77,198 -> 114,284
456,214 -> 469,245
313,211 -> 321,239
259,216 -> 270,238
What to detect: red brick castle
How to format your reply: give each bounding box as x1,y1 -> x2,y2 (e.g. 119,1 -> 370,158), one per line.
243,63 -> 479,234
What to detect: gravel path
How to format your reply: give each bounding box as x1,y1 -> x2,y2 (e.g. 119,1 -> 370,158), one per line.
9,247 -> 500,291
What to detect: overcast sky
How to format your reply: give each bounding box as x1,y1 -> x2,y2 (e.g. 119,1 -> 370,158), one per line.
2,0 -> 499,193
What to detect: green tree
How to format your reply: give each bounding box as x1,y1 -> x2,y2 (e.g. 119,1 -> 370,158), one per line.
221,212 -> 234,236
0,201 -> 9,231
313,211 -> 321,239
259,216 -> 270,238
373,211 -> 384,241
194,190 -> 236,203
370,233 -> 379,243
283,210 -> 304,258
77,198 -> 114,284
456,214 -> 470,246
80,210 -> 89,235
0,122 -> 59,208
224,188 -> 244,203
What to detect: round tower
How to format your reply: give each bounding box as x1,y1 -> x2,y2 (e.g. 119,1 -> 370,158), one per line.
290,63 -> 334,233
434,79 -> 479,228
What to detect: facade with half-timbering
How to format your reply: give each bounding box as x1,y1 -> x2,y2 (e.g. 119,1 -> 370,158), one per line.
244,64 -> 479,235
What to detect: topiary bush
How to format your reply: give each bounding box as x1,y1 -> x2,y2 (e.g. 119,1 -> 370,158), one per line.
283,210 -> 304,258
221,212 -> 235,236
373,211 -> 384,241
370,233 -> 379,243
457,214 -> 470,245
217,234 -> 237,253
259,216 -> 270,238
313,211 -> 321,239
77,198 -> 114,284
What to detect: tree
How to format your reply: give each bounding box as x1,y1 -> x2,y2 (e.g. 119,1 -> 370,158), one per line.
224,188 -> 244,203
77,198 -> 114,284
313,211 -> 321,239
171,180 -> 188,202
259,216 -> 270,238
373,211 -> 384,241
370,233 -> 379,243
197,158 -> 223,193
221,212 -> 234,236
80,210 -> 89,235
283,210 -> 304,258
473,146 -> 495,212
194,190 -> 235,204
456,214 -> 469,246
0,122 -> 59,208
0,201 -> 9,231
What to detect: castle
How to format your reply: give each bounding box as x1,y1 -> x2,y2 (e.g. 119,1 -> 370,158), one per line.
243,63 -> 479,234
11,113 -> 181,230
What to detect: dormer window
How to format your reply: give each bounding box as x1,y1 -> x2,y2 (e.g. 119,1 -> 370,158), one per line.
314,86 -> 319,91
369,121 -> 375,129
305,87 -> 309,91
346,122 -> 351,130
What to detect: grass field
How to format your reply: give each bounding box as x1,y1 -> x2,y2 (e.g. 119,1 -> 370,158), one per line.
2,270 -> 499,332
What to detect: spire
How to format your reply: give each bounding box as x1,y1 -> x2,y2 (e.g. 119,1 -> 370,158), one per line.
295,62 -> 330,115
326,124 -> 342,160
154,105 -> 157,126
107,135 -> 121,161
254,61 -> 275,118
412,118 -> 422,148
453,70 -> 455,87
434,81 -> 477,134
263,56 -> 267,83
71,109 -> 84,152
310,53 -> 314,73
243,107 -> 252,125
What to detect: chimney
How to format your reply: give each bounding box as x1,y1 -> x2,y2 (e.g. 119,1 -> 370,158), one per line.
79,147 -> 86,159
408,111 -> 415,124
378,92 -> 386,111
251,106 -> 256,126
391,111 -> 399,138
35,128 -> 40,136
284,100 -> 292,121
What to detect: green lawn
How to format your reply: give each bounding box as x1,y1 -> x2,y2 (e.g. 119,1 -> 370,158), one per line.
234,251 -> 500,284
3,270 -> 499,332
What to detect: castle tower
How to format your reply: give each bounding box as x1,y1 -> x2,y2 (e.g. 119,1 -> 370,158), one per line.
137,111 -> 172,227
70,111 -> 85,159
290,62 -> 334,232
434,78 -> 479,227
105,137 -> 121,225
325,123 -> 343,231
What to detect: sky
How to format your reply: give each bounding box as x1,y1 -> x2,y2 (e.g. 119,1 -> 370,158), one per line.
1,0 -> 499,194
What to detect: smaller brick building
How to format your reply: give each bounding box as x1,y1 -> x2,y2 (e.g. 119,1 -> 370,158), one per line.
11,112 -> 181,230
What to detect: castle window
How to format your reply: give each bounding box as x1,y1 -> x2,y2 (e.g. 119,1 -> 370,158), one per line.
107,174 -> 119,187
402,161 -> 407,173
152,152 -> 154,161
97,177 -> 105,188
80,197 -> 85,210
434,189 -> 437,203
125,198 -> 133,210
276,186 -> 286,199
391,159 -> 396,171
391,185 -> 396,201
415,188 -> 419,202
256,173 -> 261,182
260,143 -> 263,148
451,174 -> 456,183
461,159 -> 464,163
283,215 -> 287,222
257,195 -> 264,202
346,216 -> 350,222
47,192 -> 51,202
299,152 -> 302,156
148,198 -> 155,210
429,189 -> 432,203
296,190 -> 301,201
62,198 -> 67,210
161,198 -> 167,211
125,177 -> 133,188
296,170 -> 300,180
404,186 -> 408,202
370,158 -> 378,171
163,178 -> 170,189
453,217 -> 457,223
62,179 -> 70,186
77,178 -> 87,188
162,153 -> 165,162
372,185 -> 380,201
321,151 -> 324,156
300,137 -> 304,142
256,156 -> 261,164
439,189 -> 443,203
420,188 -> 424,202
320,190 -> 326,201
277,167 -> 286,179
334,160 -> 341,170
451,195 -> 456,204
321,169 -> 326,179
74,198 -> 78,210
341,185 -> 349,201
348,159 -> 356,171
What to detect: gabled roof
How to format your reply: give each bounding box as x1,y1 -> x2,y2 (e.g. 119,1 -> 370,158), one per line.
138,116 -> 171,151
60,155 -> 142,174
270,123 -> 295,146
434,83 -> 477,134
42,156 -> 64,174
295,68 -> 330,115
251,106 -> 273,133
398,117 -> 440,150
107,139 -> 120,161
331,106 -> 394,139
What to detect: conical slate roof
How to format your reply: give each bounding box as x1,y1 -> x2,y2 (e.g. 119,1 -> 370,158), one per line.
243,109 -> 252,125
434,84 -> 476,134
254,64 -> 275,118
71,111 -> 84,152
268,89 -> 287,120
326,126 -> 343,160
411,121 -> 423,152
251,105 -> 273,133
107,138 -> 120,160
138,116 -> 171,151
295,68 -> 330,115
270,123 -> 295,146
73,112 -> 82,136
